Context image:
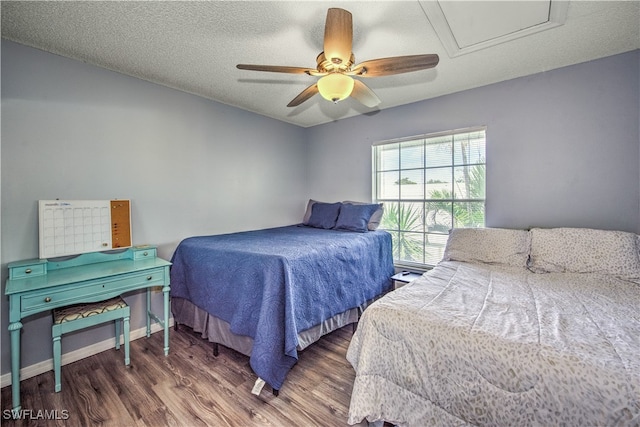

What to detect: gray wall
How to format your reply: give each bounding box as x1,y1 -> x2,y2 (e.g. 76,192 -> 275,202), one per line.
2,40 -> 639,378
306,50 -> 640,234
1,40 -> 307,374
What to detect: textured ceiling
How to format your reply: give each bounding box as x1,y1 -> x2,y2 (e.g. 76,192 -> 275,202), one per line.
2,1 -> 639,128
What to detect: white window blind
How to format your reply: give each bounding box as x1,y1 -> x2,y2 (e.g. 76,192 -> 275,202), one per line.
373,127 -> 486,268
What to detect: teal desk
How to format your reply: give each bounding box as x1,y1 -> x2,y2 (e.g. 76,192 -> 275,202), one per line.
5,246 -> 171,411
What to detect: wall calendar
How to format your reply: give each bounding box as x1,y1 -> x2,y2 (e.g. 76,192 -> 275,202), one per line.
38,200 -> 132,259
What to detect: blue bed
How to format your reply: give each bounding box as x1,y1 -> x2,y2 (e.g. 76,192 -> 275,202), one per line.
170,224 -> 394,392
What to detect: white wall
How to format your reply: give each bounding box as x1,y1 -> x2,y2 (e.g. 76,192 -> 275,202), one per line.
1,40 -> 308,374
306,50 -> 640,234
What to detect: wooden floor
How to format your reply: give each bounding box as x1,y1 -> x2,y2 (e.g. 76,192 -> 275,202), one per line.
1,325 -> 367,426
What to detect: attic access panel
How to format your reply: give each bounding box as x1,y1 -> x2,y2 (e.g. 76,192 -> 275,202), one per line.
422,0 -> 569,57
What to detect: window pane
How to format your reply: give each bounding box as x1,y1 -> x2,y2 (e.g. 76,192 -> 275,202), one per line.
379,202 -> 399,230
471,164 -> 486,199
425,201 -> 452,232
377,143 -> 399,171
381,202 -> 424,233
398,202 -> 424,232
398,232 -> 424,264
425,233 -> 449,265
426,136 -> 452,168
400,140 -> 424,169
399,169 -> 424,199
454,132 -> 486,165
426,167 -> 452,199
453,165 -> 485,199
377,171 -> 399,199
453,202 -> 485,228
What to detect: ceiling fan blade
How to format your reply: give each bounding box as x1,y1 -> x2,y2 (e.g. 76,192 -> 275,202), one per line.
350,80 -> 380,108
350,54 -> 439,77
323,8 -> 353,67
287,83 -> 319,107
237,64 -> 316,75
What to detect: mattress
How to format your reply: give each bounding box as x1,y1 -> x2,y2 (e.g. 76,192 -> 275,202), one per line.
347,261 -> 640,426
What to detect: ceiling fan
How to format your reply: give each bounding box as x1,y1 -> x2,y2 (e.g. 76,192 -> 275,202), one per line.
236,8 -> 439,108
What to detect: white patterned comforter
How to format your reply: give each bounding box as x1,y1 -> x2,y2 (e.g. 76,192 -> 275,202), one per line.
347,261 -> 640,426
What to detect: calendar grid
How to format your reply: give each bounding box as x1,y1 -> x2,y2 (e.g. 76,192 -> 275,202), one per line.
39,200 -> 130,258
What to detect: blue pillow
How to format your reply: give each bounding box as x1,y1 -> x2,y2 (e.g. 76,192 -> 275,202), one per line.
334,203 -> 380,232
307,202 -> 342,229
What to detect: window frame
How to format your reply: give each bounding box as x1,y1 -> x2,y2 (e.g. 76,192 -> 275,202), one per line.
372,126 -> 487,270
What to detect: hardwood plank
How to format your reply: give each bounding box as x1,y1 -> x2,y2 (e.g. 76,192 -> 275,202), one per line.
65,358 -> 136,426
94,350 -> 165,423
1,325 -> 366,426
36,371 -> 70,427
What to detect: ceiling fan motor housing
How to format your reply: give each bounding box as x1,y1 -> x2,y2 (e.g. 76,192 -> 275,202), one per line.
316,52 -> 355,73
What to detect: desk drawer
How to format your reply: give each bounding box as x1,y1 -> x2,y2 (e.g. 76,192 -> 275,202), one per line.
9,261 -> 47,279
20,267 -> 166,313
132,247 -> 156,260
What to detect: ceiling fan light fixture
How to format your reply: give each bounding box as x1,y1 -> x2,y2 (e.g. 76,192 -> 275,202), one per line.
317,73 -> 354,103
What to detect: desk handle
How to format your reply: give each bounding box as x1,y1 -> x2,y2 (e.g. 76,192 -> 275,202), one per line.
44,297 -> 51,303
143,251 -> 148,256
25,269 -> 32,274
147,276 -> 153,281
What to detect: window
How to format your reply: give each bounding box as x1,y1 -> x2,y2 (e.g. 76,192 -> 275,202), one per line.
373,127 -> 486,268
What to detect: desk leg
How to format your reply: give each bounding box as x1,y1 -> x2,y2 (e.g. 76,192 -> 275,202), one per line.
146,288 -> 151,338
8,321 -> 23,411
162,285 -> 170,356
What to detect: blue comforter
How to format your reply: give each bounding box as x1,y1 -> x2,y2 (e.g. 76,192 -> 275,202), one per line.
170,225 -> 394,390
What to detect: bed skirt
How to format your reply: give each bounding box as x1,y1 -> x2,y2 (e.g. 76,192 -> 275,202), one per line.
172,296 -> 362,356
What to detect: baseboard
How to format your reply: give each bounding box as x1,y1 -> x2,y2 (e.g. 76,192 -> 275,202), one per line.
0,318 -> 174,388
